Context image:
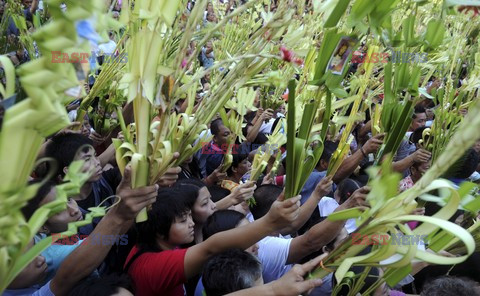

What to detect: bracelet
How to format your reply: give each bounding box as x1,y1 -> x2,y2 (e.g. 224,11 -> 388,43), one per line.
360,147 -> 367,158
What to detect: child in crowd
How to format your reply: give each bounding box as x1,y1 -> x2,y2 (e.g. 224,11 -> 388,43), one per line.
124,186 -> 301,296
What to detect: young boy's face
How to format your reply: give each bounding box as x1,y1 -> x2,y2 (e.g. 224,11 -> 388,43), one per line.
41,188 -> 83,233
167,211 -> 195,246
8,240 -> 47,289
234,158 -> 251,177
73,146 -> 102,183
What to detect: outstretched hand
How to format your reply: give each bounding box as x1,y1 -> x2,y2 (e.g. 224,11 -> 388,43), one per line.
270,253 -> 327,296
314,176 -> 333,197
265,191 -> 301,230
342,186 -> 370,209
157,152 -> 181,187
229,181 -> 257,205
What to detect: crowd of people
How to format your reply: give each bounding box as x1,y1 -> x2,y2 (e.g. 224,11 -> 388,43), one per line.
2,0 -> 480,296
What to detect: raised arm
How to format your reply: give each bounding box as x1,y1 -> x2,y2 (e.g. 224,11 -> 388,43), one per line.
286,187 -> 369,264
49,167 -> 158,296
215,181 -> 256,210
29,0 -> 39,14
184,195 -> 301,279
392,149 -> 431,173
246,109 -> 273,143
280,177 -> 333,236
333,134 -> 383,183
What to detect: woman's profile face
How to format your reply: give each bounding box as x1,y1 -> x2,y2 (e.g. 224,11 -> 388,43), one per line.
192,187 -> 217,224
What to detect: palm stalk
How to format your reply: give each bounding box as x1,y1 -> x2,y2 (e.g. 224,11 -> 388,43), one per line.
327,44 -> 379,177
285,80 -> 327,199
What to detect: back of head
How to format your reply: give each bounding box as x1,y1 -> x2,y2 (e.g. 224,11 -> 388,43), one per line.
420,276 -> 480,296
175,178 -> 205,189
21,180 -> 56,221
69,273 -> 133,296
336,178 -> 360,204
202,249 -> 262,296
410,126 -> 431,145
320,141 -> 339,163
202,210 -> 245,240
444,148 -> 480,179
250,184 -> 283,220
136,187 -> 194,250
45,133 -> 94,179
207,185 -> 230,203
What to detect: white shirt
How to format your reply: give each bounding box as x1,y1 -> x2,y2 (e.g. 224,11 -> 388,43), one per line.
318,197 -> 357,233
98,40 -> 117,55
318,197 -> 339,217
259,113 -> 285,134
258,236 -> 293,283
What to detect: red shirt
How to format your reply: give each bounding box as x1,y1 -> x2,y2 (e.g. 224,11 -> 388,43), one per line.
125,246 -> 188,296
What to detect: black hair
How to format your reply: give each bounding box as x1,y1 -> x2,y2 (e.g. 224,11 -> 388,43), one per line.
175,178 -> 206,189
254,133 -> 269,145
202,249 -> 262,296
420,276 -> 480,296
250,184 -> 283,220
444,148 -> 480,179
180,157 -> 202,180
45,133 -> 94,179
135,188 -> 194,251
210,118 -> 224,136
320,141 -> 339,163
207,185 -> 231,203
410,126 -> 431,145
413,105 -> 426,118
226,153 -> 249,176
202,210 -> 245,240
174,179 -> 206,210
69,273 -> 133,296
21,180 -> 56,221
336,178 -> 360,204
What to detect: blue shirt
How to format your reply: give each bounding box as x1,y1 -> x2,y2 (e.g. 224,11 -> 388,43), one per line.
3,281 -> 54,296
34,234 -> 82,284
300,170 -> 337,204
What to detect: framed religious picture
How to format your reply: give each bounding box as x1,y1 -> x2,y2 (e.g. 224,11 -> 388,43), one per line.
326,36 -> 357,75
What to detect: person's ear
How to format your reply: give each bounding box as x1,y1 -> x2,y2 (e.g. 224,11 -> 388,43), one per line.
157,233 -> 166,242
40,225 -> 50,234
62,166 -> 69,176
411,166 -> 417,174
322,246 -> 329,253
